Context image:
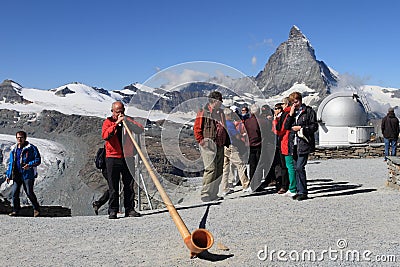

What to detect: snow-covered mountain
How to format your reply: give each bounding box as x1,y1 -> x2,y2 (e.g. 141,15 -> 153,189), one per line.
1,26 -> 398,120
0,80 -> 203,124
255,25 -> 337,99
1,78 -> 398,120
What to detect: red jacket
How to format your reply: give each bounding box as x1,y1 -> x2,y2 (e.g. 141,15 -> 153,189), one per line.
102,116 -> 144,158
272,107 -> 291,155
193,104 -> 229,147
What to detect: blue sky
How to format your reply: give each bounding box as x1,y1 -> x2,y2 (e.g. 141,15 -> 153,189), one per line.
1,0 -> 399,90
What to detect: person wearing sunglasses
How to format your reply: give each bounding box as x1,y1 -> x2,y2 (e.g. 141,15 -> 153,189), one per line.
271,103 -> 289,195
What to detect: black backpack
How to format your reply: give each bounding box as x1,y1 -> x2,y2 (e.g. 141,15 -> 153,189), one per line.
95,147 -> 106,170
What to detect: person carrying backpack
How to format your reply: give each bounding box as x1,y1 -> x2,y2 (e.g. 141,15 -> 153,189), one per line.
102,101 -> 144,219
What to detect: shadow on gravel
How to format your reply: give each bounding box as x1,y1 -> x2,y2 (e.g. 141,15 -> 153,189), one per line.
0,205 -> 71,217
240,188 -> 276,198
313,188 -> 377,198
308,182 -> 362,194
144,201 -> 222,216
307,179 -> 378,199
198,205 -> 210,229
197,250 -> 234,261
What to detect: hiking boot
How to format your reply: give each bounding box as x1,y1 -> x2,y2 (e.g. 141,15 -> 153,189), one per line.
92,202 -> 100,215
8,211 -> 19,217
125,210 -> 141,217
34,210 -> 40,217
292,194 -> 300,200
109,212 -> 118,219
297,194 -> 309,201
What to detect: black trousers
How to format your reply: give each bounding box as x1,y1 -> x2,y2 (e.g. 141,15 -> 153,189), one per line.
248,145 -> 261,181
274,149 -> 289,190
105,157 -> 135,214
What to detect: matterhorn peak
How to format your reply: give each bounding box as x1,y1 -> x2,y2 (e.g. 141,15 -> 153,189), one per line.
289,25 -> 310,43
255,26 -> 337,102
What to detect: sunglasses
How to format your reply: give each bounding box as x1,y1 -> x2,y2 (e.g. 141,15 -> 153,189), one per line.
274,108 -> 282,110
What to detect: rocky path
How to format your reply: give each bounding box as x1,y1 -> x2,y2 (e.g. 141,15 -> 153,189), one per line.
0,158 -> 399,266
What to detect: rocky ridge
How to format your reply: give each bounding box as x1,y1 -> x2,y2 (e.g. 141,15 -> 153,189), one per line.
255,25 -> 337,103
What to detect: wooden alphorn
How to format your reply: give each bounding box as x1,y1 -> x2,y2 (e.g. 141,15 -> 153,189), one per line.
123,120 -> 214,258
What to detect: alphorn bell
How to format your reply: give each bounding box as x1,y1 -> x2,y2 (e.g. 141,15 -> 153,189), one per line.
122,120 -> 214,258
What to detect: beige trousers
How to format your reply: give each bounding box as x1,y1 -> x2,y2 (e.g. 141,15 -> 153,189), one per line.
200,141 -> 224,199
221,145 -> 250,193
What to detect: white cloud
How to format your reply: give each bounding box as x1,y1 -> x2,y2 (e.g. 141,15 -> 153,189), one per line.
249,38 -> 274,50
160,69 -> 210,90
251,56 -> 257,66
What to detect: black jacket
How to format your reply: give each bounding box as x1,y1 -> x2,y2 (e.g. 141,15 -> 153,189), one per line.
381,112 -> 399,140
284,104 -> 318,155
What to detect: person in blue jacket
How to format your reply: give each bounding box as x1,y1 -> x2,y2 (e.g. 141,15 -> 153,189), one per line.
6,131 -> 42,217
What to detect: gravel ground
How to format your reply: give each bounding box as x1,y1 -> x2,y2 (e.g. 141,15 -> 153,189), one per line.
0,158 -> 399,267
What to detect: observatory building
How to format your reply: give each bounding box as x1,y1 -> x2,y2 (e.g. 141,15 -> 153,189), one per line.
317,92 -> 374,146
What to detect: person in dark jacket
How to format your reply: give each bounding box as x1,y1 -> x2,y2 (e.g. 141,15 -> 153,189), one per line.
244,104 -> 262,184
102,101 -> 144,219
194,91 -> 230,202
284,92 -> 318,201
6,131 -> 41,217
381,107 -> 399,161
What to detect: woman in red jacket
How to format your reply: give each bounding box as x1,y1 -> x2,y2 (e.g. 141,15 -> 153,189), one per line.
272,98 -> 297,197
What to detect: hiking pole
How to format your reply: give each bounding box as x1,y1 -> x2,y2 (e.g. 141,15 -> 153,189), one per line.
122,120 -> 214,258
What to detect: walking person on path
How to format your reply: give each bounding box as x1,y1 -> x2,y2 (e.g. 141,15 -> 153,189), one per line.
6,131 -> 42,217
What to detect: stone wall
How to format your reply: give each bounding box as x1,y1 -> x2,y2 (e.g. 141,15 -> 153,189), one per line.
310,143 -> 385,160
386,157 -> 400,190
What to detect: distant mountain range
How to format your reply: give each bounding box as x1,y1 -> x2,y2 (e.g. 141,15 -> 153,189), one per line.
1,26 -> 398,119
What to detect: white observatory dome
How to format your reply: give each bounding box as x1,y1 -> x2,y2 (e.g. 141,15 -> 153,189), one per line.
317,92 -> 368,127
